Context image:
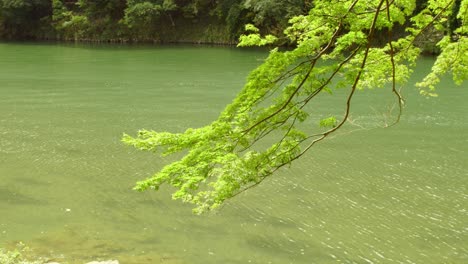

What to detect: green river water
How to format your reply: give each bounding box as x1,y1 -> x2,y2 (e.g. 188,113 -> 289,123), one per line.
0,43 -> 466,264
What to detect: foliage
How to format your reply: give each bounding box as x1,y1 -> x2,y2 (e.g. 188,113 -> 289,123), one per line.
0,243 -> 43,264
0,0 -> 51,38
123,0 -> 467,213
238,24 -> 277,46
416,0 -> 468,95
123,1 -> 163,28
243,0 -> 305,31
0,0 -> 307,41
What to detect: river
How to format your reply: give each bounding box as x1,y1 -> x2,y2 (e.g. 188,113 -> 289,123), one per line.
0,43 -> 466,263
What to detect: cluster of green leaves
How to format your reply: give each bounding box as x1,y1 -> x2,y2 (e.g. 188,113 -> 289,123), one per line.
416,0 -> 468,95
124,0 -> 467,213
0,243 -> 43,264
52,0 -> 89,39
51,0 -> 127,40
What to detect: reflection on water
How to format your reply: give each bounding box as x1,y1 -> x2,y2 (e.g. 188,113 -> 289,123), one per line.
0,43 -> 467,263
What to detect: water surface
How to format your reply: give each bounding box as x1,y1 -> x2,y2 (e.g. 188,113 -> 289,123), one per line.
0,43 -> 466,263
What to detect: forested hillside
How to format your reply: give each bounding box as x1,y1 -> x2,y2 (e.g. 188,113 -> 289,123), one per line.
0,0 -> 311,43
0,0 -> 455,50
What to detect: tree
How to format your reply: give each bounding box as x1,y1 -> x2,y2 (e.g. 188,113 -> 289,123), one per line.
0,0 -> 51,39
243,0 -> 305,32
52,0 -> 90,40
218,0 -> 307,39
123,0 -> 467,214
123,0 -> 178,38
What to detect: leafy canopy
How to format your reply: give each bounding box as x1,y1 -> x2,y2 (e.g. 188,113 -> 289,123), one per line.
123,0 -> 467,214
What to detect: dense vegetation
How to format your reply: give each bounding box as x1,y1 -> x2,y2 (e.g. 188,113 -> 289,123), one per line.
0,0 -> 311,42
123,0 -> 467,213
0,0 -> 451,46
